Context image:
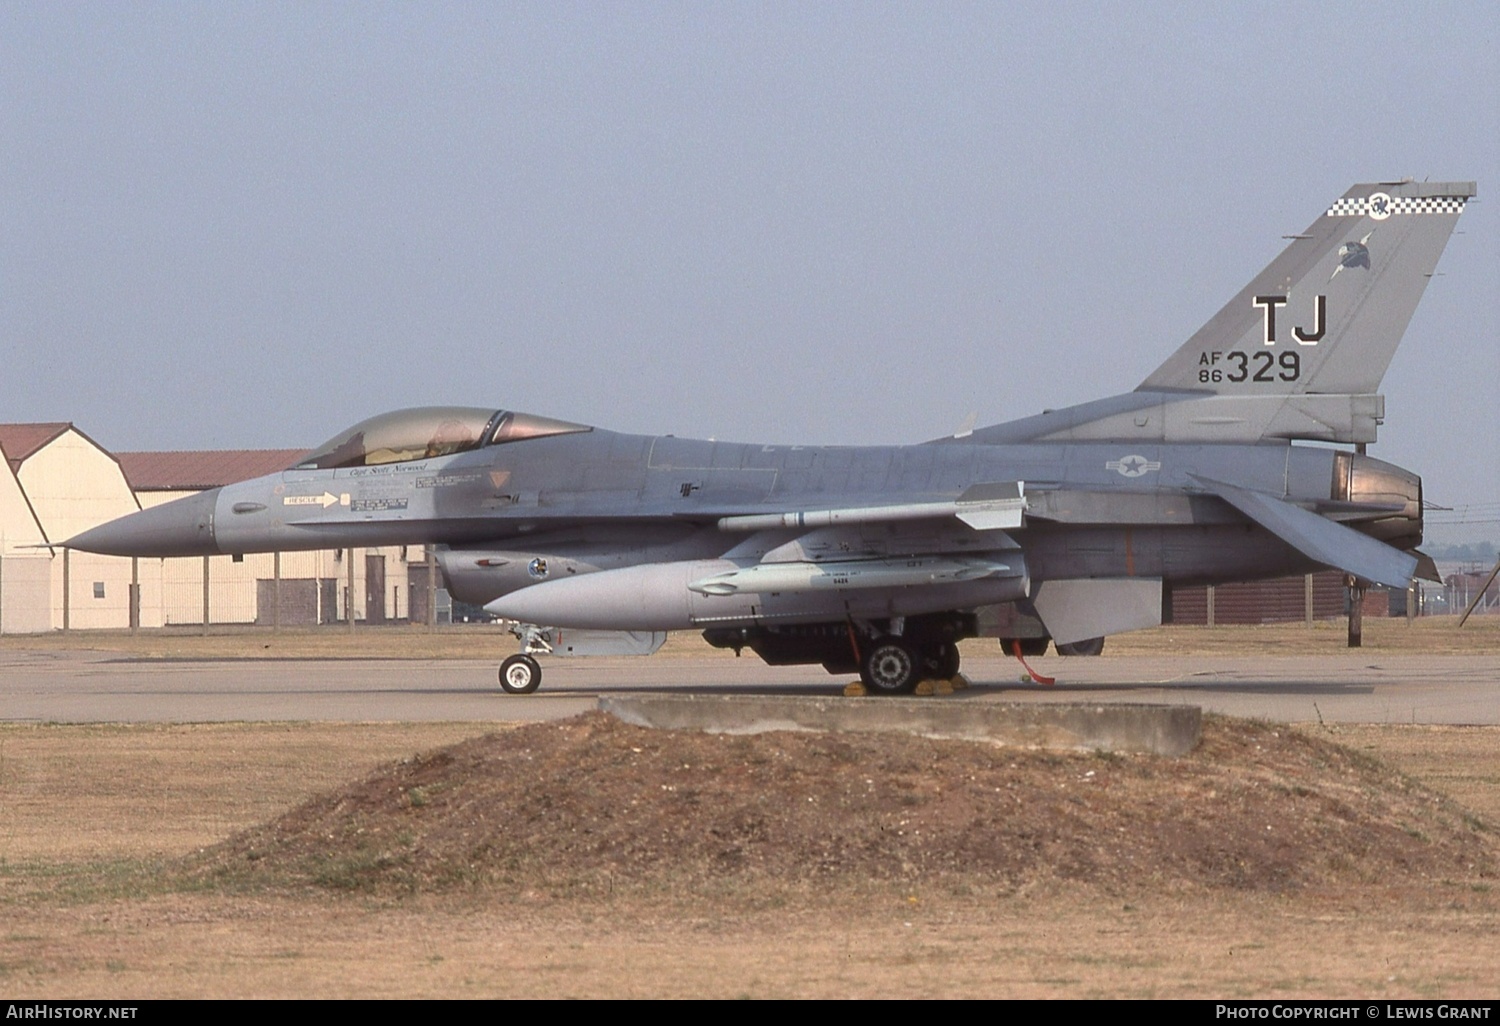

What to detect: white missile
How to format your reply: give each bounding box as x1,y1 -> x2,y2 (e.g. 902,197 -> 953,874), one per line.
687,557 -> 1017,596
485,557 -> 1031,631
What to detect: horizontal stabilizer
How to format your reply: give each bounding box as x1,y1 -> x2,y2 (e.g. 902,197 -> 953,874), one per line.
1190,475 -> 1416,589
1412,550 -> 1441,584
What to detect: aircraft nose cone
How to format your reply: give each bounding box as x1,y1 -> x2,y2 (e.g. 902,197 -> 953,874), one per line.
65,488 -> 222,557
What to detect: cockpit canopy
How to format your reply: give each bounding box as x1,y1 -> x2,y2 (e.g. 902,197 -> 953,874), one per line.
293,407 -> 592,471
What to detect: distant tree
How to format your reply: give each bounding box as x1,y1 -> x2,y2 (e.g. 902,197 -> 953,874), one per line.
1430,541 -> 1498,563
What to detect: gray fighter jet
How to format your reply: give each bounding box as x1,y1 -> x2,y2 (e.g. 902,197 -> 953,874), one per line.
68,180 -> 1475,695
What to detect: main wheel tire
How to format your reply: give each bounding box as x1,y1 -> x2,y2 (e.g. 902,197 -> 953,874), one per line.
861,638 -> 921,695
1055,636 -> 1105,657
498,653 -> 543,694
928,642 -> 961,680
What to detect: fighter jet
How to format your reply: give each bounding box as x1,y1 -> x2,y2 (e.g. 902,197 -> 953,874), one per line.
67,180 -> 1474,695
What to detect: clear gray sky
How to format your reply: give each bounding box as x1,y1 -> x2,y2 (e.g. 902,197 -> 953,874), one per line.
3,2 -> 1496,533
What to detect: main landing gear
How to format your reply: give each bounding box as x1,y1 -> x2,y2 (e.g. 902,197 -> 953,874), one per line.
1055,636 -> 1105,656
858,636 -> 962,696
702,616 -> 972,697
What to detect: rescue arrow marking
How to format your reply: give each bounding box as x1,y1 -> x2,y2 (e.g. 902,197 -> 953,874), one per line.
282,492 -> 348,508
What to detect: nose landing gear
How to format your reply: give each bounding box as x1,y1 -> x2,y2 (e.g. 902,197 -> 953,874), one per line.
497,621 -> 553,694
499,653 -> 542,694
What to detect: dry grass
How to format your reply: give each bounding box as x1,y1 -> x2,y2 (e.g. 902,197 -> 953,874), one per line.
5,888 -> 1498,999
2,718 -> 1500,997
1102,614 -> 1500,656
0,723 -> 492,862
1322,724 -> 1500,827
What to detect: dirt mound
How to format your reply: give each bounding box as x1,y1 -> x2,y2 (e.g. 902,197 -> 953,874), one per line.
191,712 -> 1494,897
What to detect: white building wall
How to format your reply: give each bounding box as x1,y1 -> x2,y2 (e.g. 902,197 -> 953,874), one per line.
0,446 -> 419,631
57,550 -> 156,629
17,432 -> 140,540
15,431 -> 142,630
144,545 -> 414,626
138,492 -> 414,625
0,448 -> 47,552
0,448 -> 54,633
0,555 -> 52,634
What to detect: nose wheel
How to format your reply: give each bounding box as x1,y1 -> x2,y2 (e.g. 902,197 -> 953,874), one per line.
499,653 -> 542,694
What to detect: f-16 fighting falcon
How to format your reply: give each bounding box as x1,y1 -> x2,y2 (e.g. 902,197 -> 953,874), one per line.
67,180 -> 1475,695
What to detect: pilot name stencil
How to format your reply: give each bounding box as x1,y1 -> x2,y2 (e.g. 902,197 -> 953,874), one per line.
347,463 -> 432,477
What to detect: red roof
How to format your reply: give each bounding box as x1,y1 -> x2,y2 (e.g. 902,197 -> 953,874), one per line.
116,450 -> 310,491
0,423 -> 72,473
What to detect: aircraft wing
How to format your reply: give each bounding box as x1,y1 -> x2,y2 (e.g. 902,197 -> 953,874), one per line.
1189,475 -> 1417,589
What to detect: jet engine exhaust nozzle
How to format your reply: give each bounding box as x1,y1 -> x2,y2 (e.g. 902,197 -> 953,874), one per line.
1335,453 -> 1423,551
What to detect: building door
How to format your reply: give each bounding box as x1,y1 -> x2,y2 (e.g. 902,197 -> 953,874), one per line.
365,554 -> 387,624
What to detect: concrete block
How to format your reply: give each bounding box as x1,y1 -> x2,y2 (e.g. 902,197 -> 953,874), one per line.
599,694 -> 1201,756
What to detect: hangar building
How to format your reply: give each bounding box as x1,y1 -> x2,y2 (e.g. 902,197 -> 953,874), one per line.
0,423 -> 425,632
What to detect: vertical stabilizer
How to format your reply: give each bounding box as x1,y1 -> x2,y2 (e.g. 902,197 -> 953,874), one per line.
1139,180 -> 1473,397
